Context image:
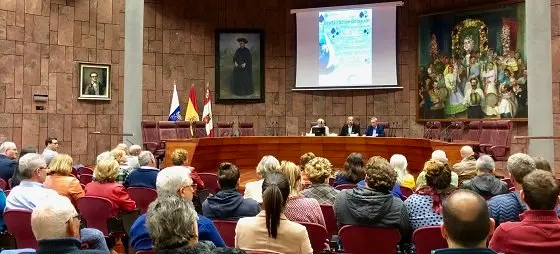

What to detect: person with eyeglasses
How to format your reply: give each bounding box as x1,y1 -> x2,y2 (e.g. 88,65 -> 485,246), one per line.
0,141 -> 18,184
42,137 -> 59,165
5,153 -> 109,253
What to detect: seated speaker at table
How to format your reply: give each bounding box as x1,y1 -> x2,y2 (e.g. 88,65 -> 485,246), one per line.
308,118 -> 330,136
364,117 -> 385,137
339,116 -> 361,136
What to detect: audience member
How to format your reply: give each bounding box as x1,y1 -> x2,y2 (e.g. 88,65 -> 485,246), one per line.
235,171 -> 312,253
243,155 -> 280,203
405,159 -> 456,231
127,145 -> 142,169
487,153 -> 541,225
0,189 -> 4,230
203,162 -> 260,220
96,151 -> 113,165
146,195 -> 244,254
489,170 -> 560,253
434,190 -> 496,254
333,152 -> 365,186
339,116 -> 361,136
0,141 -> 18,183
364,117 -> 385,137
533,156 -> 553,173
335,156 -> 410,239
299,152 -> 316,187
390,154 -> 415,189
452,146 -> 478,184
10,147 -> 36,187
165,148 -> 205,190
6,153 -> 108,252
43,154 -> 84,205
130,168 -> 226,250
461,155 -> 508,198
301,157 -> 339,205
41,137 -> 59,165
111,149 -> 132,185
115,143 -> 128,153
124,151 -> 159,189
84,159 -> 136,216
416,150 -> 459,188
31,195 -> 109,253
309,118 -> 330,136
281,161 -> 326,228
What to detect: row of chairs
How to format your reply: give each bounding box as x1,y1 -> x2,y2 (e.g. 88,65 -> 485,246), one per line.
424,120 -> 513,161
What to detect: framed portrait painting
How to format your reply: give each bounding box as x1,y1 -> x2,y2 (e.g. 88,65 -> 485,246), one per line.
78,63 -> 111,100
417,2 -> 527,121
215,29 -> 265,104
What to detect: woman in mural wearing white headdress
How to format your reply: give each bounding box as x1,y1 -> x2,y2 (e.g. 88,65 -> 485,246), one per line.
444,65 -> 467,116
481,61 -> 499,116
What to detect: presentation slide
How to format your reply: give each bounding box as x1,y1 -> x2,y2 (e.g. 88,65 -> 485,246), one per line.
319,9 -> 372,87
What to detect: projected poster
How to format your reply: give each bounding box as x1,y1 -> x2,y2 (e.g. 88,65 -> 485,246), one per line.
417,2 -> 527,121
318,9 -> 372,86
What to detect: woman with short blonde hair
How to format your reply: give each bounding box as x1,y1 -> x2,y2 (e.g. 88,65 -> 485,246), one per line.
111,148 -> 132,184
43,154 -> 84,205
280,160 -> 326,228
85,159 -> 136,216
302,157 -> 339,205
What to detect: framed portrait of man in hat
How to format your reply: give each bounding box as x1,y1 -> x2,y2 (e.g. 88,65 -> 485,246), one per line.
215,29 -> 265,104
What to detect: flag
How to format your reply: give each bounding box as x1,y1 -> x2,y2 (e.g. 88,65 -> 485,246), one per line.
202,85 -> 214,137
185,84 -> 199,122
168,84 -> 182,121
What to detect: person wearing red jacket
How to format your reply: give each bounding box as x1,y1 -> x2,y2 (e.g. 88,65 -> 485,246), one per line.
165,148 -> 205,190
85,159 -> 136,216
489,170 -> 560,254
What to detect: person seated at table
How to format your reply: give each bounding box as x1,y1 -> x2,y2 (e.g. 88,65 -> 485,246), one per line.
335,156 -> 410,239
164,148 -> 205,190
308,118 -> 330,136
281,161 -> 326,228
461,155 -> 508,198
434,190 -> 496,254
235,171 -> 313,254
203,162 -> 260,220
124,151 -> 160,189
339,116 -> 361,136
333,153 -> 365,186
364,117 -> 385,137
43,154 -> 84,205
302,157 -> 339,205
244,155 -> 280,203
416,150 -> 459,188
146,195 -> 243,254
452,146 -> 478,185
84,159 -> 136,216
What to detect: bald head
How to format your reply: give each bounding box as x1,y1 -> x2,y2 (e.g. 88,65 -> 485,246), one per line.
460,146 -> 474,159
442,190 -> 493,248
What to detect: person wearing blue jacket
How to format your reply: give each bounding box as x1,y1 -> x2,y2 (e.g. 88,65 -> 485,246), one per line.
364,117 -> 385,137
124,151 -> 159,189
202,162 -> 260,220
129,167 -> 226,250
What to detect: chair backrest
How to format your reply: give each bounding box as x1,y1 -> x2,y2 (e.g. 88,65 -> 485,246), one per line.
400,186 -> 414,199
463,121 -> 482,141
493,120 -> 513,147
501,178 -> 514,189
141,121 -> 160,149
76,196 -> 115,236
447,122 -> 464,141
126,187 -> 157,214
78,166 -> 94,175
176,121 -> 192,139
4,209 -> 37,248
412,226 -> 448,254
319,204 -> 338,236
79,174 -> 93,185
479,121 -> 496,145
193,121 -> 208,138
198,173 -> 220,194
334,184 -> 355,191
238,122 -> 255,136
299,222 -> 328,254
339,225 -> 400,254
213,220 -> 237,247
377,122 -> 392,137
158,121 -> 178,141
216,122 -> 234,137
0,178 -> 7,191
423,122 -> 442,140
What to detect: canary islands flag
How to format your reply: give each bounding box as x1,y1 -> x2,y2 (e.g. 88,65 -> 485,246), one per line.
168,85 -> 182,121
185,84 -> 199,121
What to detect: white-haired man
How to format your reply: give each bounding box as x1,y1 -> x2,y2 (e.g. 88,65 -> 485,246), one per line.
31,195 -> 108,253
124,151 -> 159,189
461,155 -> 508,198
309,118 -> 330,136
452,146 -> 477,184
5,153 -> 109,252
415,150 -> 459,189
129,168 -> 225,251
0,141 -> 18,183
126,145 -> 142,168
